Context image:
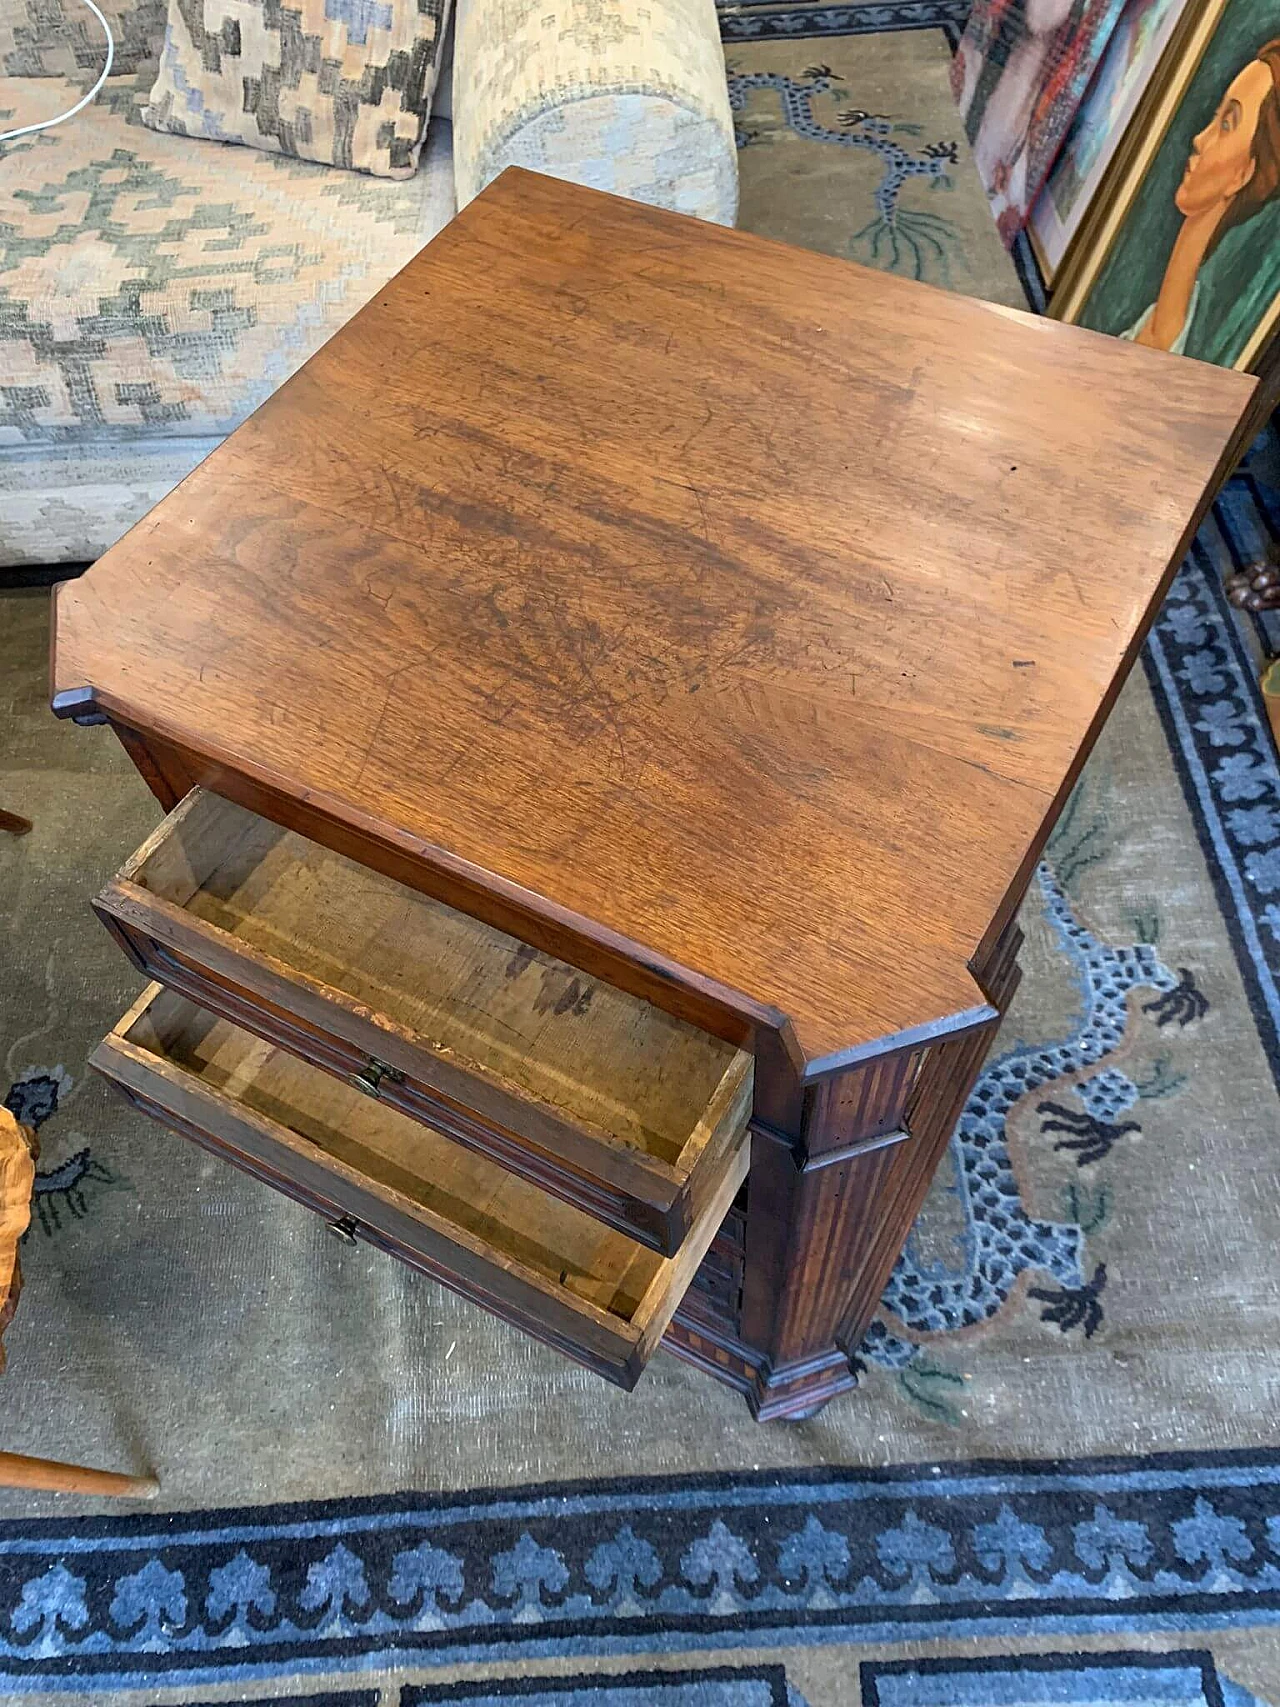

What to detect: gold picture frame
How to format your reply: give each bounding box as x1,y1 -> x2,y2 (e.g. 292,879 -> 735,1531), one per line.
1049,0 -> 1280,372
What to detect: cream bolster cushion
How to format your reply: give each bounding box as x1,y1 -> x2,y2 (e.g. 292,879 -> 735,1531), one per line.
451,0 -> 738,226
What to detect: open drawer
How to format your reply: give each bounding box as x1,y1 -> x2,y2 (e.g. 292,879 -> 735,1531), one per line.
95,790 -> 753,1255
92,987 -> 749,1389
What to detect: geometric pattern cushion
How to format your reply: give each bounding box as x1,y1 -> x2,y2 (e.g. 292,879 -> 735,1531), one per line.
141,0 -> 450,176
452,0 -> 737,225
0,0 -> 165,84
0,70 -> 454,563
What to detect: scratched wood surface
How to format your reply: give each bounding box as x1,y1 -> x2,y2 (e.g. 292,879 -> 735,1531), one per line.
54,168 -> 1257,1076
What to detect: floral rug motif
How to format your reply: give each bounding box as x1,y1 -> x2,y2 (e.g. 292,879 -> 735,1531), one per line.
3,1450 -> 1280,1697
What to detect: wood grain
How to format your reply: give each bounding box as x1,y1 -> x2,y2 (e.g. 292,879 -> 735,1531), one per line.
667,917 -> 1025,1417
53,169 -> 1258,1084
60,171 -> 1260,1419
0,1452 -> 158,1499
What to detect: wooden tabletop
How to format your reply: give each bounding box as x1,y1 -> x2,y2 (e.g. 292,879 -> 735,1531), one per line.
54,169 -> 1257,1079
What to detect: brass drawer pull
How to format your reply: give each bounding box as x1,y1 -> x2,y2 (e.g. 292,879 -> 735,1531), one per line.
327,1216 -> 359,1245
347,1057 -> 403,1099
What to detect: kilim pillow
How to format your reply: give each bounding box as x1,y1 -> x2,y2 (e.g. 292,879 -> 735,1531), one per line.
140,0 -> 450,177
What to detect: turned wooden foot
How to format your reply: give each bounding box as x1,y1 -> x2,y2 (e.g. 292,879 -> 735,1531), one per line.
1226,552 -> 1280,612
0,809 -> 32,837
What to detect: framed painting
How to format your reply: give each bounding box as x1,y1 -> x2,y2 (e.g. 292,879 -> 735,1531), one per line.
1029,0 -> 1195,283
951,0 -> 1129,245
1052,0 -> 1280,372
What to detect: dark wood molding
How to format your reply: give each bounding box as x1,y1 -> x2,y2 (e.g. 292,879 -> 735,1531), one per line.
666,914 -> 1028,1419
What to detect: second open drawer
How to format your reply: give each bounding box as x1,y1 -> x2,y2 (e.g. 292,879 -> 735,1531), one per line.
92,987 -> 748,1389
94,789 -> 753,1254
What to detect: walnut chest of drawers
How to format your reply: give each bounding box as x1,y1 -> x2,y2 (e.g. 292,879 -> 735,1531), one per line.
52,170 -> 1259,1420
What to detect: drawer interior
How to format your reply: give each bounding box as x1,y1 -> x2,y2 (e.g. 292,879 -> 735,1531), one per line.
123,991 -> 674,1319
126,791 -> 746,1171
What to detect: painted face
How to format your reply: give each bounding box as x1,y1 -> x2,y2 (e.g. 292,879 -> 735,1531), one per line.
1176,57 -> 1273,217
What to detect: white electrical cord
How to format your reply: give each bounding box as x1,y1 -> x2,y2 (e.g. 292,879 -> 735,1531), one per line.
0,0 -> 114,144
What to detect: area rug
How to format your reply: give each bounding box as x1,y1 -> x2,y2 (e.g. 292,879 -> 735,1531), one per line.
3,12 -> 1280,1705
726,16 -> 1024,306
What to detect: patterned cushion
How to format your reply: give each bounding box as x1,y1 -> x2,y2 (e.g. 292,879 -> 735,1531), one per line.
1,439 -> 220,565
0,0 -> 164,85
141,0 -> 450,177
452,0 -> 737,225
0,73 -> 455,564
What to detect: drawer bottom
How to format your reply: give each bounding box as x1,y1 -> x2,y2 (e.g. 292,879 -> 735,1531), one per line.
92,986 -> 748,1389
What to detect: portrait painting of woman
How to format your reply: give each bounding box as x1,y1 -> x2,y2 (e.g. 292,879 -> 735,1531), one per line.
1063,0 -> 1280,370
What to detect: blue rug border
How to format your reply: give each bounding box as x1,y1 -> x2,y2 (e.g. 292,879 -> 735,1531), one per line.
718,2 -> 968,41
1142,620 -> 1280,1082
6,1442 -> 1280,1545
861,1645 -> 1224,1681
401,1664 -> 792,1703
19,1601 -> 1280,1670
859,1647 -> 1229,1707
13,1615 -> 1280,1692
1141,455 -> 1280,1096
183,1694 -> 379,1707
7,1443 -> 1280,1685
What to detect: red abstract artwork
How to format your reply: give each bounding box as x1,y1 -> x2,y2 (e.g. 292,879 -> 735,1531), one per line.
953,0 -> 1130,243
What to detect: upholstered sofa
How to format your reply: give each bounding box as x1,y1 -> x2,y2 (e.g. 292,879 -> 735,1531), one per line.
0,0 -> 737,567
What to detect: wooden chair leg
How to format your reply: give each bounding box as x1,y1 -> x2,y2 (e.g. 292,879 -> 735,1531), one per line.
0,1450 -> 158,1498
0,809 -> 32,837
0,1114 -> 157,1499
